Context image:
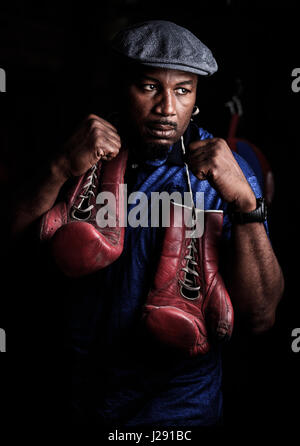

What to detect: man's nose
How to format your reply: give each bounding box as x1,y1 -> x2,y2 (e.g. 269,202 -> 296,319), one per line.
154,90 -> 176,116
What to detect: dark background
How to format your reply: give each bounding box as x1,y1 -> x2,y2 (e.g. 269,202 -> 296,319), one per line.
0,0 -> 299,434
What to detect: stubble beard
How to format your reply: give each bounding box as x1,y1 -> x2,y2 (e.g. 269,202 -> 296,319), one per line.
120,114 -> 178,161
139,141 -> 171,161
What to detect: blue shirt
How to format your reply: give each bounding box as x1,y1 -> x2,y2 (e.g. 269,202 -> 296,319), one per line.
68,123 -> 265,426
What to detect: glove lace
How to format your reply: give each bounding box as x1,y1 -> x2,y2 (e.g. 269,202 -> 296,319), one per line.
179,237 -> 201,300
71,164 -> 98,220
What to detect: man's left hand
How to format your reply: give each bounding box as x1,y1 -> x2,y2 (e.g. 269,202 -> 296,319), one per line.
188,138 -> 256,212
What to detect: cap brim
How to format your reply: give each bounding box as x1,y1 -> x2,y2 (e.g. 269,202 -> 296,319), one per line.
140,61 -> 213,76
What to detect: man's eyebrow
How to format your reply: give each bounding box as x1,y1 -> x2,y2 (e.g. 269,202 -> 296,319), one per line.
138,75 -> 160,83
175,80 -> 194,86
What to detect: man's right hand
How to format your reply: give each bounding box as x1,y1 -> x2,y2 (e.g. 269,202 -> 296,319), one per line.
56,114 -> 122,179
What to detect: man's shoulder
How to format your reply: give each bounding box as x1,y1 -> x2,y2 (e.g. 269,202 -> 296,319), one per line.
231,150 -> 257,179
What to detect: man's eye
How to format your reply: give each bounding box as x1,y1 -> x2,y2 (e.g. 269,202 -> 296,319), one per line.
176,87 -> 189,95
142,84 -> 156,91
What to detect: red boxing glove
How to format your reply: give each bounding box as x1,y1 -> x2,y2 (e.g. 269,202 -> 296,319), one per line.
39,148 -> 128,277
142,201 -> 234,356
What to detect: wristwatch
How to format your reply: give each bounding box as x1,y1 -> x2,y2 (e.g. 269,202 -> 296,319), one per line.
228,198 -> 267,224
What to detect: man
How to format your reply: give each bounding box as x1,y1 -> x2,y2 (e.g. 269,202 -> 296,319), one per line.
11,20 -> 284,426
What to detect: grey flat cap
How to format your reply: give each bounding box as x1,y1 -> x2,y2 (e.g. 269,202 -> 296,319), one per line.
111,20 -> 218,76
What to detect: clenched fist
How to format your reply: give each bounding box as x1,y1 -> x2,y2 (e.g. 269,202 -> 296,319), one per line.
56,114 -> 121,179
188,138 -> 257,212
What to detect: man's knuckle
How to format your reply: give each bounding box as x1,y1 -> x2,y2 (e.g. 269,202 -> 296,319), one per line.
86,113 -> 101,121
214,137 -> 224,144
90,128 -> 103,139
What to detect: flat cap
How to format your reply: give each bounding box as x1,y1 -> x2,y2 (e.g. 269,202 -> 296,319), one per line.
111,20 -> 218,76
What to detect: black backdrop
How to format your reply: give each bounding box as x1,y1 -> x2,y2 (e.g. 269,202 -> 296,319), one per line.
0,0 -> 299,436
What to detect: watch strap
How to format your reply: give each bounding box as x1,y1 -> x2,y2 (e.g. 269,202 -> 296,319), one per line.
228,198 -> 267,224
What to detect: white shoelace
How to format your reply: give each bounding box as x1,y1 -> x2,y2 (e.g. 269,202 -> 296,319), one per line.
71,164 -> 98,220
179,137 -> 201,300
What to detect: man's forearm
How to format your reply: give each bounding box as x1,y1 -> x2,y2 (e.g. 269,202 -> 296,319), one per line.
11,158 -> 68,238
10,114 -> 121,239
226,222 -> 284,333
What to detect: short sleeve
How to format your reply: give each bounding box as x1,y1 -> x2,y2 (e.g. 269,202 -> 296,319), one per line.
198,127 -> 214,141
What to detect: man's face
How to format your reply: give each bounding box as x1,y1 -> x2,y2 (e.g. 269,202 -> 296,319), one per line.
124,67 -> 198,158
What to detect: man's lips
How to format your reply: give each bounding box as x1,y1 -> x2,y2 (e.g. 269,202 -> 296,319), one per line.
146,122 -> 177,139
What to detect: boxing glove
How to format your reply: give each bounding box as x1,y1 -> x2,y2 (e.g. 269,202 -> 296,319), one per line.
39,148 -> 128,277
142,201 -> 234,356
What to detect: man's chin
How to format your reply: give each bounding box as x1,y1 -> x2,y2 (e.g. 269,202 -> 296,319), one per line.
139,141 -> 171,161
126,141 -> 172,161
